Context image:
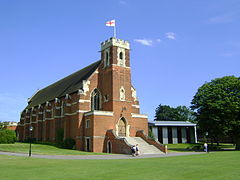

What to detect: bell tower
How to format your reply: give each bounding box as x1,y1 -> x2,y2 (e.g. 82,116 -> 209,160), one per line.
98,37 -> 132,114
100,37 -> 130,68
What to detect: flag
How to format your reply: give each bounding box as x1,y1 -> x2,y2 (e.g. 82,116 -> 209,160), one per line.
106,20 -> 115,27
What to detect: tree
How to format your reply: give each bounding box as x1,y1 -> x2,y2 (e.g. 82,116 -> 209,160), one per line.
155,104 -> 196,122
0,121 -> 8,130
191,76 -> 240,150
155,104 -> 177,121
175,106 -> 196,123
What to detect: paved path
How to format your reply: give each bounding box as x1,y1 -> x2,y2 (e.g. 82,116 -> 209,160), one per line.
0,151 -> 205,160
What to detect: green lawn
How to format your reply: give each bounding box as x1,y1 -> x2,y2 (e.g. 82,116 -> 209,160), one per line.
167,143 -> 235,152
0,151 -> 240,180
0,142 -> 107,155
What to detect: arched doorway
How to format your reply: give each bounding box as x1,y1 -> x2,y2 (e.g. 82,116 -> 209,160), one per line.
107,140 -> 112,153
118,118 -> 126,137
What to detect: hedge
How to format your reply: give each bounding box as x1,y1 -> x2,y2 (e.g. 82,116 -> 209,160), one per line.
0,129 -> 17,144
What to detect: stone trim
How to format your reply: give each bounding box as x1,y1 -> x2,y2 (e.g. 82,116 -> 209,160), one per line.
132,104 -> 140,108
101,38 -> 130,50
77,110 -> 88,113
65,112 -> 77,116
84,111 -> 114,117
79,99 -> 91,103
112,64 -> 131,69
131,113 -> 148,118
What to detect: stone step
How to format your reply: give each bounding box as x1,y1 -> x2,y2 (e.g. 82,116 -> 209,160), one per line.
124,137 -> 163,154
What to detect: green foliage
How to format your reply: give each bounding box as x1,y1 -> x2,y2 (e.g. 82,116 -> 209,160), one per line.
56,128 -> 64,147
148,127 -> 155,139
191,76 -> 240,149
155,104 -> 196,122
0,129 -> 16,144
0,121 -> 9,130
55,128 -> 75,149
62,138 -> 76,149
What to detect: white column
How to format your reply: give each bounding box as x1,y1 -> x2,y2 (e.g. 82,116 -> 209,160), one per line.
194,126 -> 198,143
152,127 -> 158,141
181,127 -> 187,143
172,127 -> 178,144
162,127 -> 168,144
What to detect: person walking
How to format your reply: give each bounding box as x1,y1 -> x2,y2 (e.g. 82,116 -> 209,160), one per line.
131,145 -> 136,157
204,143 -> 208,153
136,144 -> 140,156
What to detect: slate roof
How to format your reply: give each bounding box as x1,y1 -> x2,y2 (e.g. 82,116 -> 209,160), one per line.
26,60 -> 101,109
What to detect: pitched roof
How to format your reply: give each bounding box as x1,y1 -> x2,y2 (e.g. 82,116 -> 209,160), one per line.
26,60 -> 101,109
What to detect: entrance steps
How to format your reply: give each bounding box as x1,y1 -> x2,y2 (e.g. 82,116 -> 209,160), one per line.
124,137 -> 164,155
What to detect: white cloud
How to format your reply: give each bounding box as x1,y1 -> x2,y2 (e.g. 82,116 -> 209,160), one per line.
119,1 -> 127,5
221,52 -> 234,57
208,13 -> 234,24
134,39 -> 154,46
165,32 -> 176,40
156,39 -> 162,43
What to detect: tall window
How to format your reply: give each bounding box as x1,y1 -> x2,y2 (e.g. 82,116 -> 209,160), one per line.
117,48 -> 125,67
91,89 -> 101,110
105,51 -> 109,66
120,87 -> 125,101
119,52 -> 123,60
104,49 -> 110,68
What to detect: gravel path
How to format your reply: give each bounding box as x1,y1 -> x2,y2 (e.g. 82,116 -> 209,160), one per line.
0,151 -> 205,160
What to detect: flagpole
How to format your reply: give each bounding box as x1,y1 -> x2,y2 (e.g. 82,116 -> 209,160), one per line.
114,22 -> 116,38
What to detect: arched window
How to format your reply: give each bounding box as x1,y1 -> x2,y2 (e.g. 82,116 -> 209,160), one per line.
91,89 -> 101,110
119,52 -> 123,60
118,118 -> 126,137
117,48 -> 125,67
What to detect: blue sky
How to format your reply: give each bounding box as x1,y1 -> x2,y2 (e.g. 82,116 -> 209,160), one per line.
0,0 -> 239,122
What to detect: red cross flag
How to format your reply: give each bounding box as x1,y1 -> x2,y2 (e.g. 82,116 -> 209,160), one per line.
106,20 -> 115,27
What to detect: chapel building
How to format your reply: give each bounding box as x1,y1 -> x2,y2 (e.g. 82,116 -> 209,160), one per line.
17,37 -> 166,154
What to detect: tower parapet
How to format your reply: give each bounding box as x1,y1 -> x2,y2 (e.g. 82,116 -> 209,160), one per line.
101,37 -> 130,51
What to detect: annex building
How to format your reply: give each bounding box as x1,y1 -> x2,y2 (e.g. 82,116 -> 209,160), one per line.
17,37 -> 166,154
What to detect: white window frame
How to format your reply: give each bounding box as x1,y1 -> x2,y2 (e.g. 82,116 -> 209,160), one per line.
86,119 -> 90,128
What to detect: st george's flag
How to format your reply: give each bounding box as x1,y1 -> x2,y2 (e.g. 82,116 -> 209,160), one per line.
106,20 -> 115,26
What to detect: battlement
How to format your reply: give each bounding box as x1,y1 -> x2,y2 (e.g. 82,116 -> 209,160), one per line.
101,37 -> 130,50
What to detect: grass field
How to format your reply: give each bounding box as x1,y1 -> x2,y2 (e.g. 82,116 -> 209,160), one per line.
0,151 -> 240,180
0,143 -> 107,155
167,143 -> 235,152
